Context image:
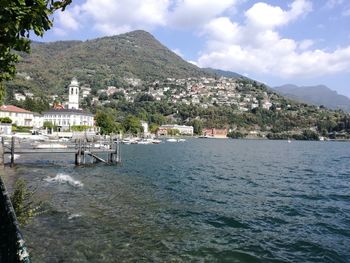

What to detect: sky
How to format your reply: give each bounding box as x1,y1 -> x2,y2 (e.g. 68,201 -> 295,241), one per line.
33,0 -> 350,97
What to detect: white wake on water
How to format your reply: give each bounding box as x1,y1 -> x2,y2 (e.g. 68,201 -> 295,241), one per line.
44,173 -> 83,188
68,213 -> 82,220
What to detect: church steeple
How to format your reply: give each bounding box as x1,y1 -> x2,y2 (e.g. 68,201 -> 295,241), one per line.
68,77 -> 79,109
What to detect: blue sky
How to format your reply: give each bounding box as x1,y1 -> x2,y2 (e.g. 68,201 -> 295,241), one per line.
33,0 -> 350,97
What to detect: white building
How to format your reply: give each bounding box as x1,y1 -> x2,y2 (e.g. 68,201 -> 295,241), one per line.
80,85 -> 91,98
43,109 -> 94,131
158,124 -> 193,135
43,78 -> 95,131
33,113 -> 44,129
14,93 -> 26,101
0,105 -> 34,126
68,77 -> 80,109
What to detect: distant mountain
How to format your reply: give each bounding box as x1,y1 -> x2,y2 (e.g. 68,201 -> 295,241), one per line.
273,84 -> 350,112
7,30 -> 212,95
202,68 -> 246,79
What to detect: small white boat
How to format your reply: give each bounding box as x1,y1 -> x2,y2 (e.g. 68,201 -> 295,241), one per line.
34,143 -> 68,149
287,139 -> 291,143
93,143 -> 109,149
152,139 -> 162,144
177,138 -> 186,142
137,139 -> 152,144
167,138 -> 177,142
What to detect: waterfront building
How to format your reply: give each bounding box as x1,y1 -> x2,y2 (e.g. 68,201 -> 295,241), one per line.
0,105 -> 34,127
43,109 -> 94,131
43,78 -> 95,131
33,113 -> 44,130
157,124 -> 193,136
202,128 -> 228,138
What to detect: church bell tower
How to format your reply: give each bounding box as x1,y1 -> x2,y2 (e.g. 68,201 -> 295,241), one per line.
68,77 -> 79,109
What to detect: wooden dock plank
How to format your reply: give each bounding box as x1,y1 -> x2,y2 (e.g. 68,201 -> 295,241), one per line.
4,149 -> 115,154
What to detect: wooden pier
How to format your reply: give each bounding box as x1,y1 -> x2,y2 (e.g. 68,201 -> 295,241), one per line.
0,136 -> 121,167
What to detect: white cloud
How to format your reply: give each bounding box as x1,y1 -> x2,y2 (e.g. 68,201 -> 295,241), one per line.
81,0 -> 170,35
168,0 -> 238,28
298,39 -> 314,50
53,6 -> 81,35
58,0 -> 240,35
197,0 -> 350,78
172,48 -> 184,57
325,0 -> 344,9
245,0 -> 312,29
342,8 -> 350,16
52,27 -> 67,36
188,60 -> 198,66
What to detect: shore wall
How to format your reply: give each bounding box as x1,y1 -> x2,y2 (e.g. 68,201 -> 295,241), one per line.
0,170 -> 31,262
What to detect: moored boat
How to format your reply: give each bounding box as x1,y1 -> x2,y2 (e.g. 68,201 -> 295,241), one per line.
34,143 -> 68,149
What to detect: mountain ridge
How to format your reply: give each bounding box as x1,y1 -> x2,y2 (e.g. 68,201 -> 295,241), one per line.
8,30 -> 212,96
273,84 -> 350,112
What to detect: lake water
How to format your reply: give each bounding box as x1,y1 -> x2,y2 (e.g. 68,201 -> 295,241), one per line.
9,139 -> 350,262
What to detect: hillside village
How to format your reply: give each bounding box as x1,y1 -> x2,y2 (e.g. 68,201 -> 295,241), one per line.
4,76 -> 275,138
92,77 -> 274,112
4,74 -> 350,140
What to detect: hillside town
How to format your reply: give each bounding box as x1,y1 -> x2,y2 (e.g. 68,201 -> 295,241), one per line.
3,76 -> 279,138
2,78 -> 207,138
92,76 -> 276,112
4,76 -> 350,141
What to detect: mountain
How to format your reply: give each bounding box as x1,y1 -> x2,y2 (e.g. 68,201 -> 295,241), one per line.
273,84 -> 350,112
7,30 -> 211,96
202,68 -> 246,79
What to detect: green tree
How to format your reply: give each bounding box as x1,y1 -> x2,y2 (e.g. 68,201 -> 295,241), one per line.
95,110 -> 118,135
167,128 -> 180,136
188,119 -> 203,135
71,125 -> 90,132
43,121 -> 53,129
11,179 -> 42,226
0,117 -> 12,123
149,123 -> 159,134
123,115 -> 143,135
0,0 -> 72,103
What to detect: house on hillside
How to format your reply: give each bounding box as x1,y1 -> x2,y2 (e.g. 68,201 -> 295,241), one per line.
14,93 -> 26,101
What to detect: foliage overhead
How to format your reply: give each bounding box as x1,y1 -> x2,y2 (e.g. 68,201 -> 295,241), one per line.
0,0 -> 72,102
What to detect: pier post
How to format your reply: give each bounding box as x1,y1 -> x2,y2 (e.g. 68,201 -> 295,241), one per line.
0,137 -> 4,168
117,139 -> 121,164
75,153 -> 81,165
75,139 -> 82,166
108,136 -> 113,164
10,137 -> 15,168
82,141 -> 86,165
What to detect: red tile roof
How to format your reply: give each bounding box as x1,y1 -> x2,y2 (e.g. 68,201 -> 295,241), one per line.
0,105 -> 32,113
